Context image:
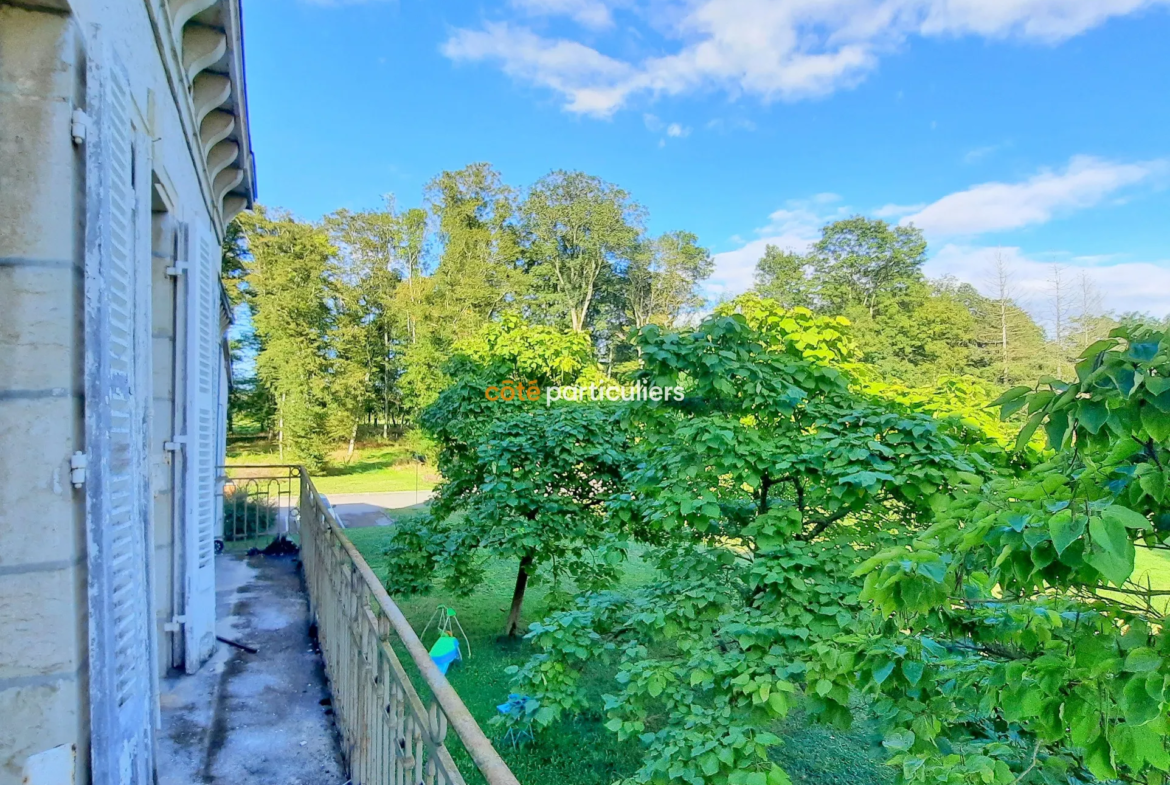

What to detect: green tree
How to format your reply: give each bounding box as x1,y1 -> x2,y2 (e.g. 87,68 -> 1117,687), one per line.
384,316 -> 623,636
425,163 -> 527,323
326,202 -> 406,438
395,164 -> 532,417
847,278 -> 982,385
391,404 -> 632,636
625,230 -> 713,330
503,302 -> 982,784
857,324 -> 1170,785
524,170 -> 645,332
236,208 -> 335,469
754,245 -> 814,309
808,216 -> 927,316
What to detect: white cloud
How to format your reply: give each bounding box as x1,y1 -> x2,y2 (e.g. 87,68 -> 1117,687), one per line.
706,117 -> 758,132
706,181 -> 1170,319
666,122 -> 691,137
707,196 -> 849,298
926,244 -> 1170,320
901,156 -> 1166,236
441,23 -> 636,116
442,0 -> 1169,116
510,0 -> 617,28
872,202 -> 925,218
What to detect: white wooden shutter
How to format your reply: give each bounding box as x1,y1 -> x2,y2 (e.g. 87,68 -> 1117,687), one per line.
84,45 -> 156,785
182,226 -> 220,672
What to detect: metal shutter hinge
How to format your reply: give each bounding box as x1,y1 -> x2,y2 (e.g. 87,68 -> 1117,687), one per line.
165,262 -> 188,277
70,109 -> 89,145
70,452 -> 87,488
163,615 -> 187,633
164,435 -> 188,452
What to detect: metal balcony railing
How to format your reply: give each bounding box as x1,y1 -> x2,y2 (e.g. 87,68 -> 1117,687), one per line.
218,464 -> 520,785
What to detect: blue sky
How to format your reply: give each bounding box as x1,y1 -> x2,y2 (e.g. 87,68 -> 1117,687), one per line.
242,0 -> 1170,320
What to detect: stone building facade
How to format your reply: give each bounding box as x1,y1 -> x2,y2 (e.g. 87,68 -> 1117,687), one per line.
0,0 -> 254,781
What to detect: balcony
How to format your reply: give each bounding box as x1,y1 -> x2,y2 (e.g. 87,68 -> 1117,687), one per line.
158,466 -> 519,785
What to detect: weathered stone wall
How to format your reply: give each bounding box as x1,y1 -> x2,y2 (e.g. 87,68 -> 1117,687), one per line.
0,8 -> 91,783
0,0 -> 234,779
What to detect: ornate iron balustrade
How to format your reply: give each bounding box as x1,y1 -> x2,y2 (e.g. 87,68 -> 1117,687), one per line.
289,467 -> 521,785
219,464 -> 300,550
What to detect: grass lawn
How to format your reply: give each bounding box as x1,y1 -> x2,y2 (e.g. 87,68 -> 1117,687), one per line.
226,441 -> 439,494
1119,546 -> 1170,614
347,518 -> 892,785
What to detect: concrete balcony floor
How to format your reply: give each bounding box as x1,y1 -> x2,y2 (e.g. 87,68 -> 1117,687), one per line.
157,553 -> 347,784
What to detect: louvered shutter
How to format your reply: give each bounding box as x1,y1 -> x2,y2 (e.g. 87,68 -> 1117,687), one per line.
83,45 -> 156,785
182,226 -> 220,672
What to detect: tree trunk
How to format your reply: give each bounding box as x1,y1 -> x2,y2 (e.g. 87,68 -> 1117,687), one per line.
1000,299 -> 1009,385
278,392 -> 285,461
503,553 -> 534,636
346,421 -> 358,463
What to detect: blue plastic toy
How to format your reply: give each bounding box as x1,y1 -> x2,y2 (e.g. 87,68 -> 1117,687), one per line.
421,605 -> 470,676
428,634 -> 461,675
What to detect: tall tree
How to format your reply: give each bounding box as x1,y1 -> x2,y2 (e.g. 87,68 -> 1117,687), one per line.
754,244 -> 814,309
979,252 -> 1049,386
326,203 -> 406,437
1069,269 -> 1114,354
524,170 -> 644,332
236,208 -> 335,469
625,230 -> 713,330
809,216 -> 927,316
425,163 -> 526,324
1047,263 -> 1074,377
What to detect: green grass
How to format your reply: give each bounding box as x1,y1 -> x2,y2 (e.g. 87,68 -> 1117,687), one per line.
347,520 -> 892,785
226,442 -> 439,494
1115,546 -> 1170,614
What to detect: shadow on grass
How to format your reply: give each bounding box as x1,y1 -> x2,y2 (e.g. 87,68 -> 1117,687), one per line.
345,526 -> 894,785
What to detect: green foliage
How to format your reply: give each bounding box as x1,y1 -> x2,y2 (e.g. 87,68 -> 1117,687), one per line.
754,245 -> 815,310
714,293 -> 858,366
236,208 -> 335,469
389,404 -> 632,634
499,306 -> 978,784
525,170 -> 645,332
751,218 -> 1055,388
456,312 -> 597,387
625,230 -> 714,329
385,315 -> 635,633
802,216 -> 927,317
856,324 -> 1170,784
221,492 -> 277,542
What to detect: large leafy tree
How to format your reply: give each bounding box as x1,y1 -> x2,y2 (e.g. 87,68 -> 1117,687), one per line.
625,230 -> 713,330
325,203 -> 406,440
753,218 -> 1052,387
394,164 -> 531,417
754,245 -> 814,310
856,324 -> 1170,785
503,300 -> 981,784
384,316 -> 625,636
235,208 -> 335,469
524,170 -> 645,332
808,216 -> 927,317
426,162 -> 528,322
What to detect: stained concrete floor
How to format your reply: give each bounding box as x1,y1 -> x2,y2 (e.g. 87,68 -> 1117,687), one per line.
157,553 -> 347,785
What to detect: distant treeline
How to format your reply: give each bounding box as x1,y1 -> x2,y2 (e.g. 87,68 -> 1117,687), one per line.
223,162 -> 1161,469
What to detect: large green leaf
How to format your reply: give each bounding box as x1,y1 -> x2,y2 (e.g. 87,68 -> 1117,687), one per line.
1103,504 -> 1152,531
1086,512 -> 1135,585
1015,411 -> 1045,452
1142,405 -> 1170,442
1049,511 -> 1086,556
991,385 -> 1032,407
